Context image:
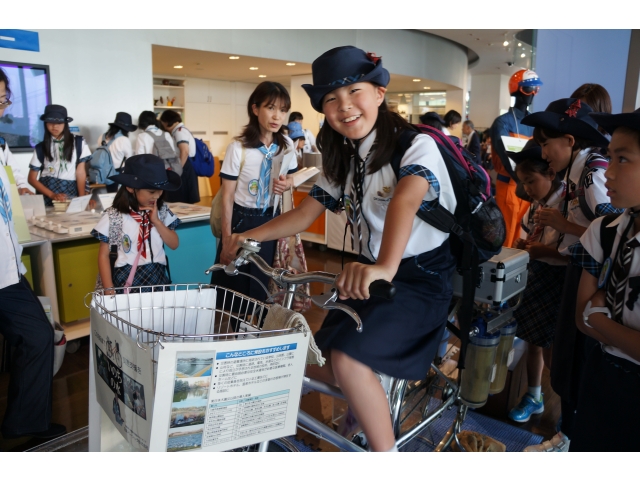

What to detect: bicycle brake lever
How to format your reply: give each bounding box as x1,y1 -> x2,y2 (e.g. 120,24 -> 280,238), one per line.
310,289 -> 363,333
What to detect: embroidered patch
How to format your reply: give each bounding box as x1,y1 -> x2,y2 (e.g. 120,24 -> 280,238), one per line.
584,171 -> 594,188
122,234 -> 132,253
376,186 -> 392,198
343,194 -> 355,223
248,179 -> 259,196
598,257 -> 613,289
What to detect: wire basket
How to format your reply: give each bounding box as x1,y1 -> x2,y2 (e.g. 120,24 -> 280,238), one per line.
89,283 -> 302,380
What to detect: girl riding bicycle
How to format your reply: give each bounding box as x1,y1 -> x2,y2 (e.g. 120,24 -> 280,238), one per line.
221,46 -> 456,452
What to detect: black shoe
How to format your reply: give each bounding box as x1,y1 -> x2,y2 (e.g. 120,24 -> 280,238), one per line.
2,423 -> 67,440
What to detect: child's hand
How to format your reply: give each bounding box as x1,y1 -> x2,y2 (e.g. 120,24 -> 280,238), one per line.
220,233 -> 247,266
535,207 -> 567,233
272,174 -> 289,196
513,238 -> 527,250
336,263 -> 395,301
52,192 -> 67,202
149,201 -> 160,226
524,241 -> 546,260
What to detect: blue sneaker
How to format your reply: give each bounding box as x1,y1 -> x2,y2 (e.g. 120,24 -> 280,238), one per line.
508,393 -> 544,423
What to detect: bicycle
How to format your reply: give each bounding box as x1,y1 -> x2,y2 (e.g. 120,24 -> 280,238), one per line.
105,336 -> 123,368
207,239 -> 524,452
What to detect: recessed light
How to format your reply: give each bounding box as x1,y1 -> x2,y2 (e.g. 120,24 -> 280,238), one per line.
503,40 -> 509,46
423,86 -> 431,90
398,94 -> 403,96
521,53 -> 526,58
173,65 -> 183,69
517,43 -> 522,47
413,79 -> 421,82
249,67 -> 258,70
258,75 -> 266,78
229,56 -> 240,60
286,62 -> 296,66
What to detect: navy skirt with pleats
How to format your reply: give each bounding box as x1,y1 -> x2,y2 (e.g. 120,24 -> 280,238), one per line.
314,241 -> 456,380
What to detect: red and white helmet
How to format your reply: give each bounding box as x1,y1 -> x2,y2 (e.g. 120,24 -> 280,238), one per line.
509,69 -> 543,96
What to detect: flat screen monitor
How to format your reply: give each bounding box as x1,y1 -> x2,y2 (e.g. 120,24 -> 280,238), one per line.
0,61 -> 51,152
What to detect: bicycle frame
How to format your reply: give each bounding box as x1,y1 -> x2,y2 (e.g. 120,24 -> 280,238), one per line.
208,240 -> 522,452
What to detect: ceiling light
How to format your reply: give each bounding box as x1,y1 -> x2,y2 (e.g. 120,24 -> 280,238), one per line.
423,86 -> 431,90
503,40 -> 509,46
258,75 -> 266,78
517,43 -> 522,47
229,56 -> 240,60
398,94 -> 403,96
249,67 -> 258,70
286,62 -> 296,66
521,53 -> 526,58
173,65 -> 183,69
413,79 -> 421,82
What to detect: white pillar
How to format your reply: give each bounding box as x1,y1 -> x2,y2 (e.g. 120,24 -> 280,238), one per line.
468,74 -> 512,131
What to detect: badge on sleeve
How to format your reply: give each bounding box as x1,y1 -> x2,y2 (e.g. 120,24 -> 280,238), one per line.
598,257 -> 613,289
122,234 -> 131,254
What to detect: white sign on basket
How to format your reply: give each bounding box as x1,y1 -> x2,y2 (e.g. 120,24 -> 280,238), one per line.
91,308 -> 155,451
149,332 -> 310,452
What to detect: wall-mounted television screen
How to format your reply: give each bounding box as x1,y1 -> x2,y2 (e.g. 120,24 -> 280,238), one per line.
0,61 -> 51,152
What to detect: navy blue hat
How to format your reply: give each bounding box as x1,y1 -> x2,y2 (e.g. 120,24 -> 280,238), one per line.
509,145 -> 545,165
40,104 -> 73,124
302,46 -> 390,113
109,154 -> 181,191
590,108 -> 640,135
287,121 -> 305,141
109,112 -> 137,132
419,111 -> 445,126
521,98 -> 609,148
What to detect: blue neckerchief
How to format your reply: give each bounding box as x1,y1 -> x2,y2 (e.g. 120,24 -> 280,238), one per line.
256,143 -> 278,212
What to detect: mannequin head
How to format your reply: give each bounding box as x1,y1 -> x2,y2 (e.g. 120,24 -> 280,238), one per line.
509,69 -> 542,113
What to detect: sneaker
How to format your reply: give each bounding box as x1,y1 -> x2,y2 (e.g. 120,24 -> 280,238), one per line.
523,432 -> 570,452
508,393 -> 544,423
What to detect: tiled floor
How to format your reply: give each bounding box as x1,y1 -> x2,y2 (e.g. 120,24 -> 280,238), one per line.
0,242 -> 560,452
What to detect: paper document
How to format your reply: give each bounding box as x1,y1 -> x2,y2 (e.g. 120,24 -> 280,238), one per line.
66,195 -> 91,213
97,193 -> 117,212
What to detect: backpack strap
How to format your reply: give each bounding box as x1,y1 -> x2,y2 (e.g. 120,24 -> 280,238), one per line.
35,142 -> 45,163
74,135 -> 85,161
600,213 -> 622,262
574,151 -> 609,221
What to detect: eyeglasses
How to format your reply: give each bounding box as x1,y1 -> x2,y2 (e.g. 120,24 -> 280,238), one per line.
0,98 -> 12,107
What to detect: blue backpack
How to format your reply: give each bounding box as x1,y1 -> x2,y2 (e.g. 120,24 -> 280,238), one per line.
182,127 -> 215,177
88,132 -> 120,185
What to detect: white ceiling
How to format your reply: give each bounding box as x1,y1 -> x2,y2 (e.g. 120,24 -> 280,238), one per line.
152,30 -> 533,95
420,30 -> 535,75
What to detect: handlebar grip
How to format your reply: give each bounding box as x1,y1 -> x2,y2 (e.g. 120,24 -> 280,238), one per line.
369,279 -> 396,300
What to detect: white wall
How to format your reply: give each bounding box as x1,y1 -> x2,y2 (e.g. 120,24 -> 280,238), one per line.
468,74 -> 511,131
2,29 -> 469,175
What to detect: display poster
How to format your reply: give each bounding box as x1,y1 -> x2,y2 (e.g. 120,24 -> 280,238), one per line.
91,308 -> 155,451
149,332 -> 310,452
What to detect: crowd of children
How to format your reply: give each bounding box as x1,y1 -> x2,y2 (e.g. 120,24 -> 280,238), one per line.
2,46 -> 640,452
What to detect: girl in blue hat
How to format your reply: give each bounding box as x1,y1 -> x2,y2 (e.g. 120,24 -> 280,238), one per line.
28,104 -> 93,206
221,46 -> 457,452
91,154 -> 181,293
571,108 -> 640,451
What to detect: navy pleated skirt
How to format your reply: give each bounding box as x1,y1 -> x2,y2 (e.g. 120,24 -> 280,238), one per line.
314,241 -> 456,380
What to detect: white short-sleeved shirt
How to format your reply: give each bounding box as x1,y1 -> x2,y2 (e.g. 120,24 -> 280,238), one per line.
171,123 -> 196,158
91,206 -> 181,268
520,182 -> 568,266
580,211 -> 640,365
220,137 -> 298,209
0,140 -> 28,189
302,129 -> 316,153
559,149 -> 612,252
135,126 -> 177,156
29,134 -> 92,181
0,166 -> 27,289
98,132 -> 133,170
310,130 -> 456,262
